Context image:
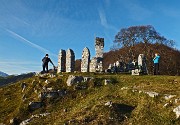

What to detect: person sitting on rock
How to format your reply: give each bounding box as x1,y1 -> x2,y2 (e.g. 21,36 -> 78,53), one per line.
42,54 -> 55,73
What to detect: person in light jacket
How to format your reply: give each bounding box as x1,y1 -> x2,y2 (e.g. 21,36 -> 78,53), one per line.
153,53 -> 160,75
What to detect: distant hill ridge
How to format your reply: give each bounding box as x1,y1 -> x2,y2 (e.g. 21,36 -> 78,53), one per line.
0,71 -> 9,77
0,72 -> 35,86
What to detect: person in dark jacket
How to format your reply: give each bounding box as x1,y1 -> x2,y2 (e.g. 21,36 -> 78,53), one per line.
153,53 -> 160,75
42,54 -> 55,73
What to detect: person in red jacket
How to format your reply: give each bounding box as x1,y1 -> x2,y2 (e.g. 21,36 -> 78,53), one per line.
42,54 -> 55,73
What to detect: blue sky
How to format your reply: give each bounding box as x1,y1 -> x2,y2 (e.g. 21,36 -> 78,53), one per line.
0,0 -> 180,75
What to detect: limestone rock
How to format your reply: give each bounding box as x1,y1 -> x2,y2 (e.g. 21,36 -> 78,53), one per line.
10,118 -> 20,125
105,101 -> 112,107
21,82 -> 27,92
175,98 -> 180,104
45,80 -> 50,84
57,49 -> 66,73
131,69 -> 140,75
66,49 -> 75,72
173,105 -> 180,118
39,89 -> 66,100
121,87 -> 128,90
145,91 -> 159,98
66,75 -> 84,86
104,79 -> 111,85
81,47 -> 90,72
164,94 -> 176,100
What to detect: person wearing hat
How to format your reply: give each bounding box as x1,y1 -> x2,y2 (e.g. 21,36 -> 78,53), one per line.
42,54 -> 55,73
153,53 -> 160,75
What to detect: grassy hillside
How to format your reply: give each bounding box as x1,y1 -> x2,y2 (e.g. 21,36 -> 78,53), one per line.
0,73 -> 180,124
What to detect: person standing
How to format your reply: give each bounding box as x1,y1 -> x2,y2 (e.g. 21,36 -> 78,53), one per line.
153,53 -> 160,75
42,54 -> 55,73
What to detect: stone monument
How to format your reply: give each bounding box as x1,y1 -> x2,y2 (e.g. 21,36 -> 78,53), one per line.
89,57 -> 97,72
81,47 -> 90,72
138,54 -> 148,74
90,37 -> 104,72
95,37 -> 104,58
57,49 -> 66,73
66,49 -> 75,72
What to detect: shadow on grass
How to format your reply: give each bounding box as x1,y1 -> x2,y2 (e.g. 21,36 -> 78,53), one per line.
111,103 -> 135,122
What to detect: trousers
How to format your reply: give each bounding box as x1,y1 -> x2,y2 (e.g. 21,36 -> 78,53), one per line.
154,63 -> 159,75
42,64 -> 49,73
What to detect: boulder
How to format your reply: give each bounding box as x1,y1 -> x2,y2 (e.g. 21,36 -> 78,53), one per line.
39,89 -> 66,100
66,75 -> 84,86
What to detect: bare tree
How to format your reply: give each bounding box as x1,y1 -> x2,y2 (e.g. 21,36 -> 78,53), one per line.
113,25 -> 174,50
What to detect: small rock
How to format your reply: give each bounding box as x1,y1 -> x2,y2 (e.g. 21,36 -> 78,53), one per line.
139,90 -> 143,93
21,82 -> 27,92
105,101 -> 112,107
10,118 -> 20,125
121,87 -> 128,90
145,91 -> 159,98
163,103 -> 169,108
47,87 -> 53,91
20,118 -> 32,125
104,79 -> 111,85
45,80 -> 50,84
132,89 -> 138,92
175,98 -> 180,104
63,109 -> 67,112
173,105 -> 180,119
164,94 -> 176,100
83,77 -> 92,82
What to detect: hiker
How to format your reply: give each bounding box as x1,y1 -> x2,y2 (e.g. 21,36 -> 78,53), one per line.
42,54 -> 55,73
153,53 -> 160,75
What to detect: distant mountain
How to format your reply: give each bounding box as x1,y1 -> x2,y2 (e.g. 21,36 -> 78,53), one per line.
0,72 -> 35,86
0,71 -> 9,77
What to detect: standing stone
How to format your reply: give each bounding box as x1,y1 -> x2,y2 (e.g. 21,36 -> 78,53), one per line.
138,54 -> 144,67
66,49 -> 75,72
90,57 -> 97,72
57,49 -> 66,73
81,47 -> 90,72
90,37 -> 104,72
95,37 -> 104,58
116,61 -> 120,67
138,54 -> 147,74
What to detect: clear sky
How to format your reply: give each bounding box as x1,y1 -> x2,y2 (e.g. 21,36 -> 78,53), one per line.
0,0 -> 180,75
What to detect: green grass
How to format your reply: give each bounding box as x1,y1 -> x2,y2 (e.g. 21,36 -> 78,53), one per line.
0,73 -> 180,124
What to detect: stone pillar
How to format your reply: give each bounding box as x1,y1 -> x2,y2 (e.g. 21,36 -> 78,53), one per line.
138,54 -> 148,74
89,37 -> 105,72
57,49 -> 66,73
95,37 -> 104,58
66,49 -> 75,72
81,47 -> 90,72
89,57 -> 97,72
138,54 -> 144,67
